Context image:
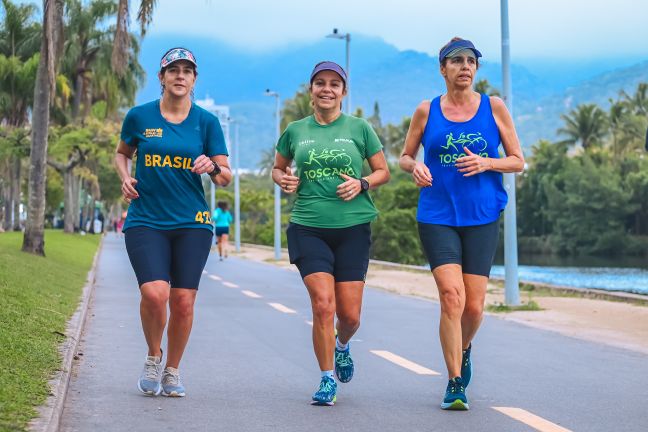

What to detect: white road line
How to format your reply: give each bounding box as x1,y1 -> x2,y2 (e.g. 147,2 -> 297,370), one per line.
370,350 -> 441,375
202,270 -> 207,274
222,281 -> 239,288
305,320 -> 313,326
208,275 -> 222,281
268,303 -> 297,314
241,290 -> 262,298
492,407 -> 572,432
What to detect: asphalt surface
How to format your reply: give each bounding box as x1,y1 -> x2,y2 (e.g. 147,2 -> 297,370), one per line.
60,234 -> 648,431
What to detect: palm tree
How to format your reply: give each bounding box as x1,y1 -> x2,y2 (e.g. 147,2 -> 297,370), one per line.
22,0 -> 65,255
557,103 -> 608,150
280,84 -> 313,131
474,79 -> 500,96
111,0 -> 156,76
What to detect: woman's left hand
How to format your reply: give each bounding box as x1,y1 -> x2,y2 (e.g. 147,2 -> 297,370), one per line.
455,147 -> 493,177
337,174 -> 362,201
191,154 -> 216,175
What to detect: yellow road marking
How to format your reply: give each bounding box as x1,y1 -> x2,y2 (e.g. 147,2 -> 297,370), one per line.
370,350 -> 440,375
492,407 -> 573,432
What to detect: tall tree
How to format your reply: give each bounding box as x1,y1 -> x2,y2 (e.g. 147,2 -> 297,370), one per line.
111,0 -> 155,76
557,103 -> 608,150
22,0 -> 64,255
474,79 -> 501,96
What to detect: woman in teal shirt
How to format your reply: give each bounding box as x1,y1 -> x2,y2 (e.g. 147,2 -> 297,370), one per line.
214,200 -> 233,260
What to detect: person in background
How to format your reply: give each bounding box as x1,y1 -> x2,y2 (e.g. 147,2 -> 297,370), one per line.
214,200 -> 233,261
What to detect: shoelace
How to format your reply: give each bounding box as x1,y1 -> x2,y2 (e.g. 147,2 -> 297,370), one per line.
447,380 -> 465,394
164,371 -> 180,386
318,379 -> 334,394
336,351 -> 352,367
144,360 -> 160,380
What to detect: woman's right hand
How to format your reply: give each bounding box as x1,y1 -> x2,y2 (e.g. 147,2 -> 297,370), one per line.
121,177 -> 139,202
412,161 -> 433,187
280,166 -> 300,194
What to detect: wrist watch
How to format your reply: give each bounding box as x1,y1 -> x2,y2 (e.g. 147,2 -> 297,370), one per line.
359,177 -> 370,193
208,161 -> 221,177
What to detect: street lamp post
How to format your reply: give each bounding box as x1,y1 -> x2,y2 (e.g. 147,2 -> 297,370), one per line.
233,121 -> 241,252
501,0 -> 520,306
326,28 -> 351,115
265,89 -> 282,260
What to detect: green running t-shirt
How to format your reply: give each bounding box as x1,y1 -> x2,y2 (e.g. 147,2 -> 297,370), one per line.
276,114 -> 383,228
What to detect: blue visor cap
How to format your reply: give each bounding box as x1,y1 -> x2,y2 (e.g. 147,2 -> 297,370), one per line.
310,61 -> 347,84
439,40 -> 482,63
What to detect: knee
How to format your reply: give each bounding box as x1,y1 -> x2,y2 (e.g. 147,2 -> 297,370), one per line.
170,295 -> 195,320
312,296 -> 335,321
337,311 -> 360,330
141,283 -> 169,309
463,302 -> 484,321
440,287 -> 464,319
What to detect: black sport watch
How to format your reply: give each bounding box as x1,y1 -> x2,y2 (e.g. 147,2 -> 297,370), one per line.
208,161 -> 221,177
359,177 -> 370,193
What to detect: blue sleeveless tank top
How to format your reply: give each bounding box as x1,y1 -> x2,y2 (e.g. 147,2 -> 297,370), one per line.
417,93 -> 508,226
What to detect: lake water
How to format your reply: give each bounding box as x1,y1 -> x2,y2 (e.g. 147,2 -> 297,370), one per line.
491,253 -> 648,295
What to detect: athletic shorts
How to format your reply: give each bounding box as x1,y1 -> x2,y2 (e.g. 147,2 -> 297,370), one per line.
124,226 -> 213,289
215,226 -> 230,237
417,219 -> 500,277
286,222 -> 371,282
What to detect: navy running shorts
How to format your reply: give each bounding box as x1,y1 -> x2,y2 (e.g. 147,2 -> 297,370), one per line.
286,222 -> 371,282
417,219 -> 500,277
215,226 -> 230,237
124,226 -> 213,289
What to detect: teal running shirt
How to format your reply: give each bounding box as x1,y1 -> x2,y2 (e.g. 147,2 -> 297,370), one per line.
214,208 -> 233,228
121,100 -> 228,232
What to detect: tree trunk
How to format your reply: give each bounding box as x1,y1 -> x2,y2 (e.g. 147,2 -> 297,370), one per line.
89,199 -> 96,234
11,156 -> 21,231
73,175 -> 81,230
2,161 -> 11,231
22,36 -> 50,255
71,70 -> 84,120
63,169 -> 75,233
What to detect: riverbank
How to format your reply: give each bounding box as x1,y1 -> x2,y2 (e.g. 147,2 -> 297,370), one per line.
234,244 -> 648,356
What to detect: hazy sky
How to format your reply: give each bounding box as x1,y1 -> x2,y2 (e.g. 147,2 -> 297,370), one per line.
146,0 -> 648,59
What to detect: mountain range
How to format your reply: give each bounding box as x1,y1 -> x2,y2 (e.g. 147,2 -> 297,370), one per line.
136,34 -> 648,168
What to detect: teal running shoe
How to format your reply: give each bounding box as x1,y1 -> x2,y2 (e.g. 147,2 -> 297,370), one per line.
311,376 -> 337,406
137,354 -> 163,396
161,367 -> 186,397
461,343 -> 472,387
334,343 -> 354,383
440,377 -> 469,410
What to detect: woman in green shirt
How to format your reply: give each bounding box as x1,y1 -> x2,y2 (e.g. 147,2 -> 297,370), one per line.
272,61 -> 390,406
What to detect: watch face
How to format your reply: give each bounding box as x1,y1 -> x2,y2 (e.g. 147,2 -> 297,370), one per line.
360,178 -> 369,191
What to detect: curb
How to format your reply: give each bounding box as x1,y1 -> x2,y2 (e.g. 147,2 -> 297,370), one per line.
240,243 -> 648,305
29,235 -> 104,432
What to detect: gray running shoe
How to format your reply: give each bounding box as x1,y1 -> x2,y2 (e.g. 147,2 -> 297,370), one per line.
137,354 -> 163,396
162,367 -> 186,397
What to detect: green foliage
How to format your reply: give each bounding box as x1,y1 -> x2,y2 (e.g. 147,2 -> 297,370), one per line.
0,230 -> 100,430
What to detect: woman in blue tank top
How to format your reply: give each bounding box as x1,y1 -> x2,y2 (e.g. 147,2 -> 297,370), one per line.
399,38 -> 524,410
115,47 -> 232,398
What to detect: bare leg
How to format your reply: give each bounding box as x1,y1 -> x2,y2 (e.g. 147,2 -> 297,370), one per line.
166,288 -> 197,368
221,233 -> 229,257
334,281 -> 364,345
433,264 -> 466,378
461,274 -> 488,349
304,272 -> 336,371
139,281 -> 170,357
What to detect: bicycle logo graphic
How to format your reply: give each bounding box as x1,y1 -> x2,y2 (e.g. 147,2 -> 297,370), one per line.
303,148 -> 353,168
442,132 -> 488,153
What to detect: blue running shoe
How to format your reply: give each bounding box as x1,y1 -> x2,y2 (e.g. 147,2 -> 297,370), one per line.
137,354 -> 163,396
334,344 -> 354,383
461,343 -> 472,388
440,377 -> 469,410
161,367 -> 186,397
311,376 -> 337,406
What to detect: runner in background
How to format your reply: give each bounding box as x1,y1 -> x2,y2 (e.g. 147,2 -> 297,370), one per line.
214,200 -> 233,261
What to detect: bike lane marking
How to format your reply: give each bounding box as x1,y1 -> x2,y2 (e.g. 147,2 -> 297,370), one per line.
492,407 -> 572,432
369,350 -> 441,375
208,275 -> 222,281
222,281 -> 239,288
268,303 -> 297,314
241,290 -> 262,298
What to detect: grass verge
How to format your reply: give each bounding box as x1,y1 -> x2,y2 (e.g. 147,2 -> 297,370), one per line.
0,230 -> 100,431
486,299 -> 543,313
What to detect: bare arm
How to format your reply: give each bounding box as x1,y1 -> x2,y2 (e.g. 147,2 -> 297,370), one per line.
272,152 -> 300,193
192,154 -> 232,186
399,101 -> 433,187
114,140 -> 138,201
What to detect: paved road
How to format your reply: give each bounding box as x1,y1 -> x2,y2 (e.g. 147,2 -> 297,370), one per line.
60,235 -> 648,431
